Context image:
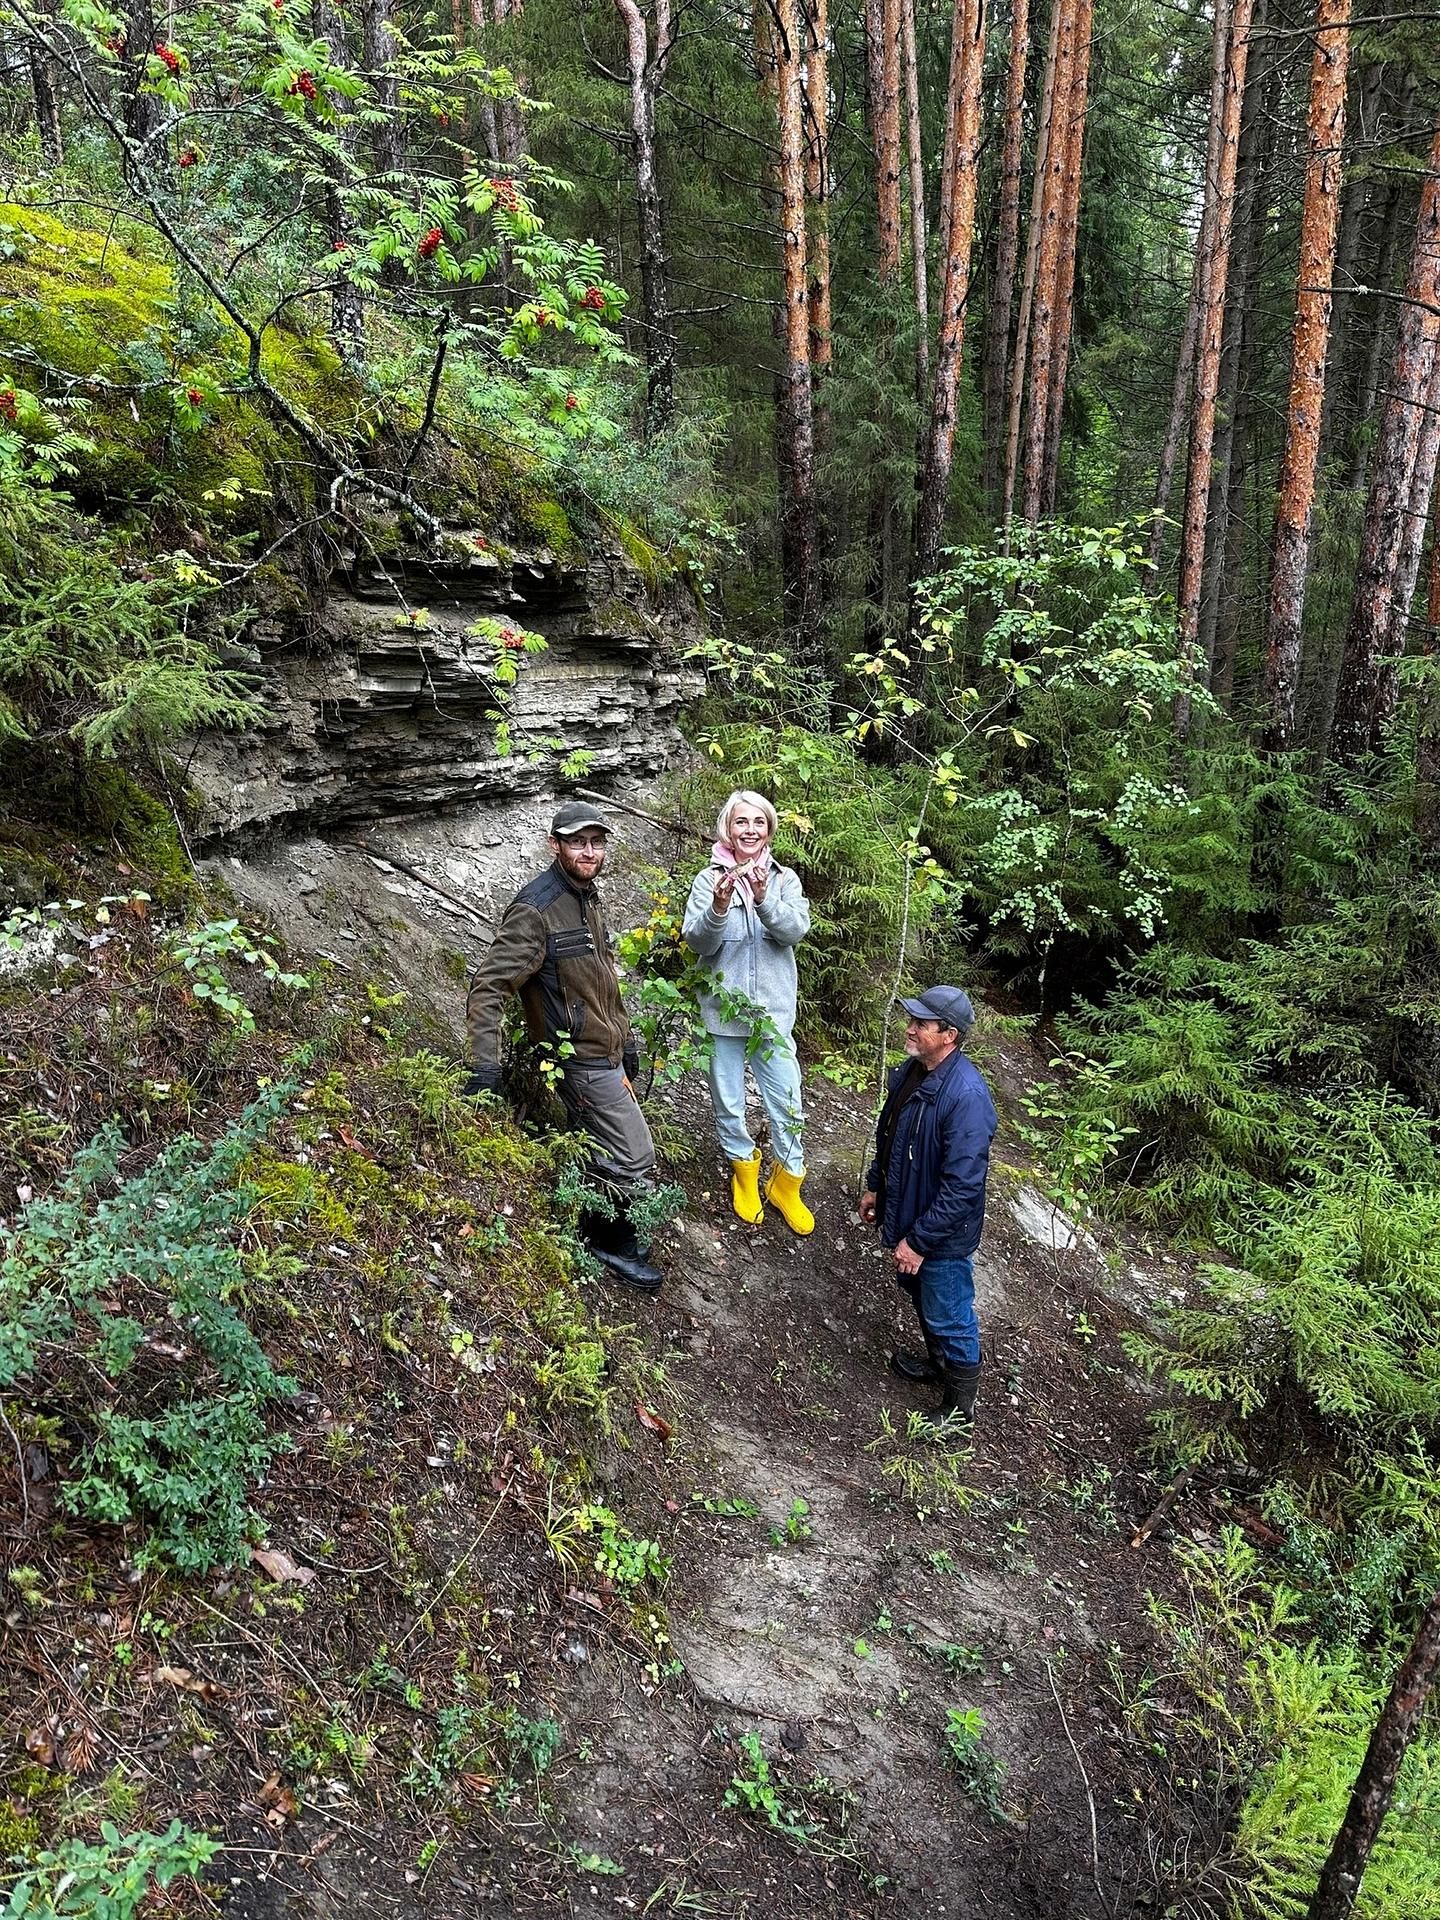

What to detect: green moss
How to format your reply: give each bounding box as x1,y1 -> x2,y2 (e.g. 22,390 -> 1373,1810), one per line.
0,1801 -> 42,1855
440,948 -> 471,986
0,203 -> 355,521
521,495 -> 574,554
612,514 -> 669,593
246,1154 -> 359,1243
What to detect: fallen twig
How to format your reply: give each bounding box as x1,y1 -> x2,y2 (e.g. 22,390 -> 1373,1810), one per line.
1044,1654 -> 1109,1917
1130,1466 -> 1195,1549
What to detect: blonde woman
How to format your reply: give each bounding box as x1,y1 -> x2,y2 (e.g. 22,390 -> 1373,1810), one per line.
681,790 -> 814,1234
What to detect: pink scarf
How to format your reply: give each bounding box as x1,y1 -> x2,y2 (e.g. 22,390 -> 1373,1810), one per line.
712,839 -> 772,911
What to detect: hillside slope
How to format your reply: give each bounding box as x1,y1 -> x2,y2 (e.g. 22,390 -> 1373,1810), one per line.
0,821 -> 1243,1920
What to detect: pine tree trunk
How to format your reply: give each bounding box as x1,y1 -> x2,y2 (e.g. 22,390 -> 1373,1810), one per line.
1195,0 -> 1271,683
361,0 -> 404,178
901,0 -> 930,405
1001,0 -> 1062,539
1173,0 -> 1253,740
1330,119 -> 1440,763
1039,0 -> 1094,516
315,0 -> 366,369
469,0 -> 502,162
122,0 -> 163,147
614,0 -> 677,438
914,0 -> 987,580
1262,0 -> 1350,750
1388,344 -> 1440,660
866,0 -> 903,286
805,0 -> 834,391
493,0 -> 528,164
1019,0 -> 1080,524
770,0 -> 821,656
1308,1592 -> 1440,1920
28,7 -> 64,168
1343,181 -> 1403,490
1148,252 -> 1202,570
981,0 -> 1029,513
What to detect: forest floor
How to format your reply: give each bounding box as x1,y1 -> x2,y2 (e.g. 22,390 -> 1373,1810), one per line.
0,837 -> 1247,1920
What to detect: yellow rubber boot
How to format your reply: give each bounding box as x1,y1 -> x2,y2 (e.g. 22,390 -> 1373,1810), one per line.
730,1150 -> 765,1225
765,1164 -> 815,1236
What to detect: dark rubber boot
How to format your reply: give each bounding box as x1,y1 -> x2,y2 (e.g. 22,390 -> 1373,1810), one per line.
921,1361 -> 982,1438
889,1319 -> 943,1384
579,1208 -> 662,1294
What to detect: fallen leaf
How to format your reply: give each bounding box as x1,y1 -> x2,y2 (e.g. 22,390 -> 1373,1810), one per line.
459,1772 -> 494,1799
335,1124 -> 370,1157
153,1665 -> 225,1700
251,1546 -> 315,1585
257,1772 -> 299,1826
565,1590 -> 607,1613
634,1400 -> 674,1442
24,1725 -> 55,1767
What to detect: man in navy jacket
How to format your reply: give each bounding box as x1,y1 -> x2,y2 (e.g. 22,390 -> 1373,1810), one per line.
860,986 -> 998,1432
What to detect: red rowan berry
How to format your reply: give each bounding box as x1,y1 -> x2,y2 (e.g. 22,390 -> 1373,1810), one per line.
154,41 -> 181,72
418,226 -> 443,260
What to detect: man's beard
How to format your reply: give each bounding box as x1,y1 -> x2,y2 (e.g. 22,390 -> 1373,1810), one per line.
557,844 -> 606,884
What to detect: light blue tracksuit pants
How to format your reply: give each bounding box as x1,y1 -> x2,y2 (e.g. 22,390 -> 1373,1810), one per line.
707,1031 -> 806,1174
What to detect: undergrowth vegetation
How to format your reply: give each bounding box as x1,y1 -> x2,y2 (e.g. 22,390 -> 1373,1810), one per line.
0,830 -> 680,1907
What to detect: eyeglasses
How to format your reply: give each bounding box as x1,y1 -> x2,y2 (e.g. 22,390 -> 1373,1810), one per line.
561,834 -> 608,852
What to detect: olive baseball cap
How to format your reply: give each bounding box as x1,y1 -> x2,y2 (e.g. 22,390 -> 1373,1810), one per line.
898,985 -> 975,1033
550,800 -> 610,838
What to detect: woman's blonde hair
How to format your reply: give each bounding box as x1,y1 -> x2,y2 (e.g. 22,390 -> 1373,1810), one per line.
715,789 -> 779,847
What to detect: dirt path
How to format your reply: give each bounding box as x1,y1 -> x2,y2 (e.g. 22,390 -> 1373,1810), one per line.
517,1048 -> 1206,1920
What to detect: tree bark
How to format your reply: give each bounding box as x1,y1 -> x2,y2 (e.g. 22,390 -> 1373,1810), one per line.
28,4 -> 64,166
804,0 -> 833,390
1195,0 -> 1270,683
982,0 -> 1029,514
1039,0 -> 1094,515
1262,0 -> 1351,750
1331,118 -> 1440,762
901,0 -> 930,405
492,0 -> 528,165
1000,0 -> 1062,538
468,0 -> 502,162
913,0 -> 987,580
768,0 -> 821,656
1308,1592 -> 1440,1920
1148,251 -> 1202,571
1389,343 -> 1440,659
361,0 -> 404,178
1173,0 -> 1253,740
866,0 -> 903,287
614,0 -> 677,437
1019,0 -> 1080,525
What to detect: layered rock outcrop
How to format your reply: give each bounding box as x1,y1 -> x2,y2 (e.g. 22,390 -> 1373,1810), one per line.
190,534 -> 700,840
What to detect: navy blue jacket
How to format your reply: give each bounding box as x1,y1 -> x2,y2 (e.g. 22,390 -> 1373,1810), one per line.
866,1050 -> 998,1259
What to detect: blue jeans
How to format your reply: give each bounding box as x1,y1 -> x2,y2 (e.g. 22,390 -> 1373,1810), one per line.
916,1255 -> 980,1367
706,1031 -> 806,1173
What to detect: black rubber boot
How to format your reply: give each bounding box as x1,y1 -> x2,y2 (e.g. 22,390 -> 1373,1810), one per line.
921,1361 -> 982,1438
889,1319 -> 943,1385
579,1208 -> 663,1294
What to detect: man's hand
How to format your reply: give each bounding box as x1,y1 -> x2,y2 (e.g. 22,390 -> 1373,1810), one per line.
463,1065 -> 504,1100
622,1044 -> 640,1085
893,1236 -> 923,1276
859,1190 -> 878,1226
712,869 -> 736,913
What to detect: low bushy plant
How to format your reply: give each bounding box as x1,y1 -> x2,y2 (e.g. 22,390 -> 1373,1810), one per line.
0,1083 -> 298,1570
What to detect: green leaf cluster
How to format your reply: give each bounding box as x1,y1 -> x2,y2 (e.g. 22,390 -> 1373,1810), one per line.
0,1083 -> 298,1570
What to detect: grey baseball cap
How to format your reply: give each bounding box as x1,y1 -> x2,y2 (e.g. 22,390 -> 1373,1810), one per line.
898,985 -> 975,1033
550,800 -> 610,837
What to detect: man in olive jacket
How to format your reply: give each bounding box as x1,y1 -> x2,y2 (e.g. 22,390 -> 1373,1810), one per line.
465,801 -> 661,1292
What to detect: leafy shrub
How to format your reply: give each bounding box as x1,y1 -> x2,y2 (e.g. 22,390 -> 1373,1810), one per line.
942,1707 -> 1006,1817
0,1084 -> 298,1570
0,468 -> 259,766
1,1818 -> 220,1919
